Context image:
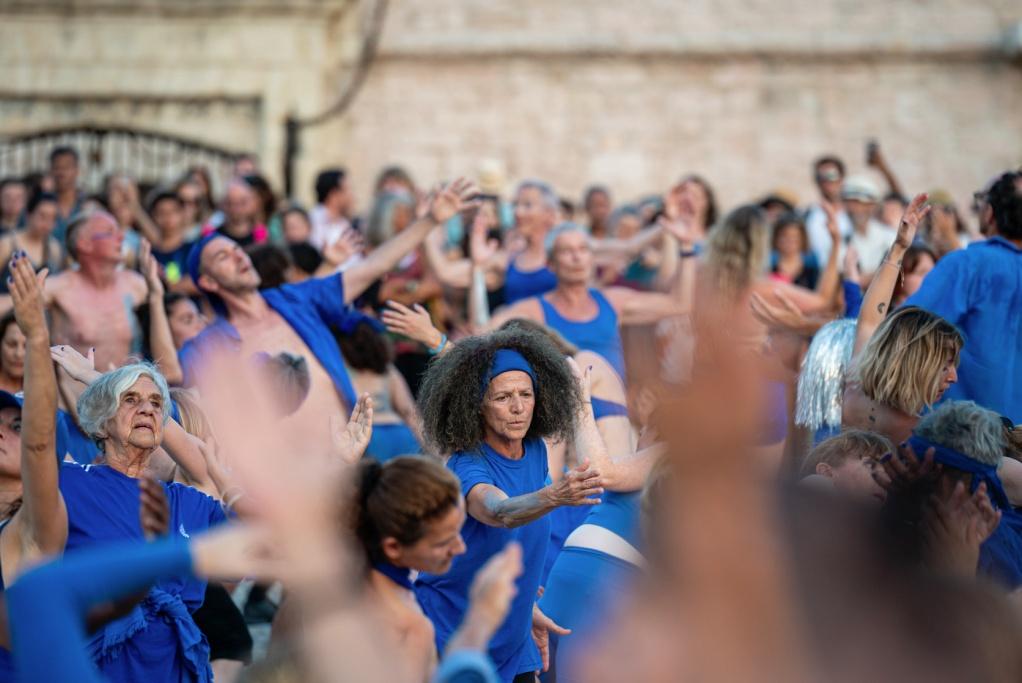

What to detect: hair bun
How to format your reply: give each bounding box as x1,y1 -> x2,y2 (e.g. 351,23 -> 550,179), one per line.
359,459 -> 384,501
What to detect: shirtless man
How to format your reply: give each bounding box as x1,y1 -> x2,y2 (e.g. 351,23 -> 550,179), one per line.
180,178 -> 477,446
0,210 -> 147,372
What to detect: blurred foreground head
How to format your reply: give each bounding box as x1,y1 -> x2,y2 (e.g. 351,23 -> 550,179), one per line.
580,295 -> 1022,683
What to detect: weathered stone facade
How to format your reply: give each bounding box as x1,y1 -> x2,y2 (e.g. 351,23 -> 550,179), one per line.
2,0 -> 1021,212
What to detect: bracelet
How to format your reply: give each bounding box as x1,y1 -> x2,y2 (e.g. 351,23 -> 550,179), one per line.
428,333 -> 448,356
680,249 -> 698,259
880,259 -> 901,270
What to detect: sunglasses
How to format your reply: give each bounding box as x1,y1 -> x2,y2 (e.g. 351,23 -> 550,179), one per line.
816,170 -> 842,183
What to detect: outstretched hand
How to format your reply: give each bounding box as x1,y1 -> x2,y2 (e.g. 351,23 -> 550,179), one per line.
9,254 -> 48,341
380,300 -> 442,348
426,178 -> 480,225
50,345 -> 100,385
323,229 -> 364,267
469,212 -> 500,266
872,442 -> 940,493
332,393 -> 374,463
894,193 -> 930,250
532,601 -> 571,673
138,238 -> 164,298
924,479 -> 1002,577
544,459 -> 603,507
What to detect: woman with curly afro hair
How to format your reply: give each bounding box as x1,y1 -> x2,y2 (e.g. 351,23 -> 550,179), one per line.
414,327 -> 606,682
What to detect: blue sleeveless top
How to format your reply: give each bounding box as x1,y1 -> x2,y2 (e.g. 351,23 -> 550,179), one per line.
591,396 -> 628,420
504,259 -> 557,305
584,490 -> 642,549
540,290 -> 626,380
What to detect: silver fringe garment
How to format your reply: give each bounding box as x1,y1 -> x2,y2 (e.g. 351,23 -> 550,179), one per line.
795,318 -> 856,430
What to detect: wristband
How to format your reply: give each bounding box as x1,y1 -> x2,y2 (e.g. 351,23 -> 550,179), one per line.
680,249 -> 698,258
428,333 -> 448,356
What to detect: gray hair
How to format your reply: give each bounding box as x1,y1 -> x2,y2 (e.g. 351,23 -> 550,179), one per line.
544,221 -> 591,258
515,179 -> 559,211
77,362 -> 172,444
914,400 -> 1005,467
366,191 -> 415,248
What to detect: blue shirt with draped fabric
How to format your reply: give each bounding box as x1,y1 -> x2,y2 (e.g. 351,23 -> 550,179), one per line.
58,462 -> 228,683
904,236 -> 1022,423
178,274 -> 359,407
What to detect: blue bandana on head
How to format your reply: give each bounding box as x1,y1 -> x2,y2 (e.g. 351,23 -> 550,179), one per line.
187,233 -> 232,316
338,310 -> 386,336
486,349 -> 536,389
907,435 -> 1011,510
186,233 -> 224,291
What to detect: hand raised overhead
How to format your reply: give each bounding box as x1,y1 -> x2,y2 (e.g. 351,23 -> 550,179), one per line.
9,254 -> 48,341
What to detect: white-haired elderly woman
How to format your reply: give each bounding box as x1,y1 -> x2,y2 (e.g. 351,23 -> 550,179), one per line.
54,360 -> 234,683
880,400 -> 1022,588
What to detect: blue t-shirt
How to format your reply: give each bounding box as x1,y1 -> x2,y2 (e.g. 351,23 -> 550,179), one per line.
153,240 -> 197,287
905,237 -> 1022,423
56,410 -> 102,465
59,463 -> 227,683
179,274 -> 360,407
416,439 -> 551,682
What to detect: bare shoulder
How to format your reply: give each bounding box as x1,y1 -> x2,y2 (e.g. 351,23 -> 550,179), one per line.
119,269 -> 148,301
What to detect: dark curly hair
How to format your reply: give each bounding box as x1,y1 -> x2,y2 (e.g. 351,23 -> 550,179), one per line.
417,328 -> 582,454
988,171 -> 1022,241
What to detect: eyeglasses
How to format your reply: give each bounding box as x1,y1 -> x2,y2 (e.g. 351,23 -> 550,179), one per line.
816,170 -> 842,183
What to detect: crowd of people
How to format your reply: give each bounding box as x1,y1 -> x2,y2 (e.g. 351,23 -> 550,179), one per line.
0,140 -> 1018,683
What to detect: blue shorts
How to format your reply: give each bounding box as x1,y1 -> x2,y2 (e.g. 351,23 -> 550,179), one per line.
366,424 -> 421,463
538,546 -> 639,683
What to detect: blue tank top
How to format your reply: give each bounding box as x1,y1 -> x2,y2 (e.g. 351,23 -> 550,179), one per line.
584,490 -> 642,549
504,259 -> 557,305
540,290 -> 626,380
591,396 -> 628,420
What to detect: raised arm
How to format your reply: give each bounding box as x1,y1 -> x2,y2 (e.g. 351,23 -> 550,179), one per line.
7,256 -> 67,562
592,224 -> 664,263
342,178 -> 478,303
465,461 -> 604,529
853,193 -> 929,357
139,239 -> 183,385
868,142 -> 906,202
569,358 -> 661,491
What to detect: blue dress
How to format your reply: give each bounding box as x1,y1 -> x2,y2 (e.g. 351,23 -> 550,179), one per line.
539,289 -> 626,381
59,462 -> 228,683
416,439 -> 551,682
504,260 -> 557,305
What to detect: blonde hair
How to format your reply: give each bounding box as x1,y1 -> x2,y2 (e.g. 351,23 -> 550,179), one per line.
703,205 -> 769,302
857,307 -> 963,415
799,429 -> 893,478
169,387 -> 212,441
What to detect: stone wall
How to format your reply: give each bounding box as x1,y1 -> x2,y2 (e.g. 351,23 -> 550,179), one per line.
343,0 -> 1022,211
1,0 -> 1021,214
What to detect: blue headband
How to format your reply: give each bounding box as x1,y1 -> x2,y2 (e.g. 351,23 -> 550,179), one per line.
486,349 -> 536,389
186,233 -> 225,290
338,310 -> 386,336
907,435 -> 1011,510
